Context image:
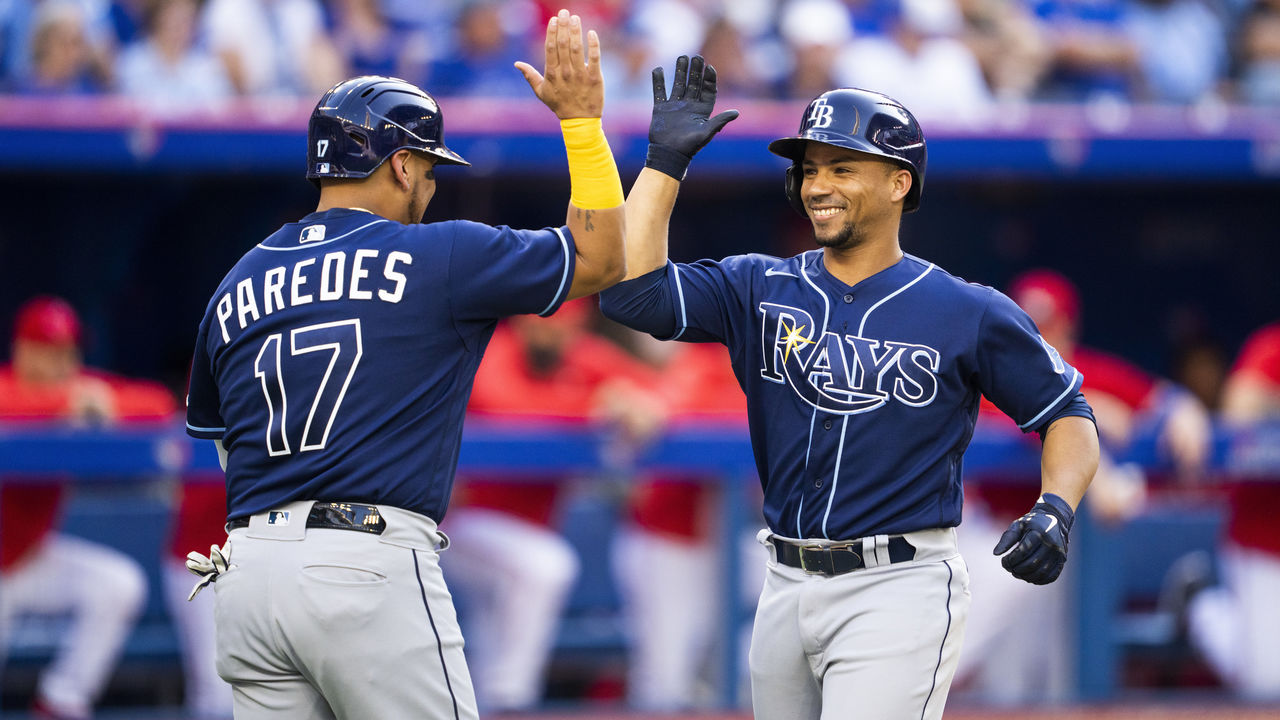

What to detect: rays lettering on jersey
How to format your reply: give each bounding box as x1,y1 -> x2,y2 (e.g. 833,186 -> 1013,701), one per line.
758,302 -> 941,414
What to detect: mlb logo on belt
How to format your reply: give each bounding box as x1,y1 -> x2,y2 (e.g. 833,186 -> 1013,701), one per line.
267,510 -> 291,526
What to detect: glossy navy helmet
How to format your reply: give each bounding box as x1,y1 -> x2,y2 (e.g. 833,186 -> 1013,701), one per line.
306,76 -> 469,183
768,88 -> 927,214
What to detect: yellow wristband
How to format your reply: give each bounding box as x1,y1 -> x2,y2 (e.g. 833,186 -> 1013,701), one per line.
561,118 -> 625,209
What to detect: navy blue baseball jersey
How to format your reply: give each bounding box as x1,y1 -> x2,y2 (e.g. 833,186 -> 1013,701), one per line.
186,208 -> 575,522
600,251 -> 1090,541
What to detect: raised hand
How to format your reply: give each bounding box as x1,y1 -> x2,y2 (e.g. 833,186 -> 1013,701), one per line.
645,54 -> 740,180
515,9 -> 604,120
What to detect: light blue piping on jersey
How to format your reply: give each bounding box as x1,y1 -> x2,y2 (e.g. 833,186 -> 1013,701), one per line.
820,416 -> 850,539
819,260 -> 935,539
255,220 -> 389,251
857,261 -> 935,336
798,412 -> 816,536
186,422 -> 226,433
670,264 -> 689,340
539,227 -> 573,316
1018,367 -> 1082,430
797,254 -> 831,537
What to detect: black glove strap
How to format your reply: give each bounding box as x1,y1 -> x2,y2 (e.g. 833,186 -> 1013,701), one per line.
645,143 -> 691,181
1038,492 -> 1075,531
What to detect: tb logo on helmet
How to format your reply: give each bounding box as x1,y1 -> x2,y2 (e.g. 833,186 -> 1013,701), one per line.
806,97 -> 835,129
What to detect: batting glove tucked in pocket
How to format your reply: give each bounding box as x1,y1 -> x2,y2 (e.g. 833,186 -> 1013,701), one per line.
186,541 -> 232,601
993,493 -> 1074,585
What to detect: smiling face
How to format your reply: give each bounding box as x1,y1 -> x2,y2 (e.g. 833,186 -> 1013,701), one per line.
800,143 -> 912,251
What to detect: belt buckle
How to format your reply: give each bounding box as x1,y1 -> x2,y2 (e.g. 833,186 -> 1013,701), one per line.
800,544 -> 829,575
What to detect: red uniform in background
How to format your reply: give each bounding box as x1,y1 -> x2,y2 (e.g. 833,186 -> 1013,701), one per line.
1184,320 -> 1280,698
1221,323 -> 1280,557
958,269 -> 1210,705
444,300 -> 659,714
614,339 -> 755,711
0,296 -> 164,720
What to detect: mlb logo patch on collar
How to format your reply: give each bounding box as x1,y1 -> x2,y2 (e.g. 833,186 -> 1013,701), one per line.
300,225 -> 326,243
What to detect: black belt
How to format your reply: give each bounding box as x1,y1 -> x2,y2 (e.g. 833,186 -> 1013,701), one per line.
228,502 -> 386,535
770,535 -> 915,576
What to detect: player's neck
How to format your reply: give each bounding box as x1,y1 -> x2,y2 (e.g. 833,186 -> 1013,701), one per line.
316,185 -> 410,225
821,238 -> 904,287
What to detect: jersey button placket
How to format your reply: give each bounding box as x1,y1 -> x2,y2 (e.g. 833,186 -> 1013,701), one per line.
842,293 -> 854,304
814,478 -> 824,488
823,419 -> 833,430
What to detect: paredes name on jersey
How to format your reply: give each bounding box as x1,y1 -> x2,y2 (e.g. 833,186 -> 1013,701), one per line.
213,248 -> 413,344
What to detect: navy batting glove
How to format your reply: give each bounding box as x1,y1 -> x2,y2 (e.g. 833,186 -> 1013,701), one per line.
645,54 -> 739,180
993,493 -> 1075,585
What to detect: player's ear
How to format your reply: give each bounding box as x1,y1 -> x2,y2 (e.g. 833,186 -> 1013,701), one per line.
390,150 -> 413,192
889,167 -> 912,205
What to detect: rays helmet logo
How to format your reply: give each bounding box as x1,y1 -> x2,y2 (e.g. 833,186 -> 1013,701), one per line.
758,302 -> 941,414
805,96 -> 858,135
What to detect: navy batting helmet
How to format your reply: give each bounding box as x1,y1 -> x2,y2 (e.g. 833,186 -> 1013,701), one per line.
768,88 -> 926,214
306,76 -> 469,183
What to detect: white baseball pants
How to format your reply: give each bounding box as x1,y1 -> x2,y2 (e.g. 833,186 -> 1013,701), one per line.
1189,543 -> 1280,699
748,527 -> 970,720
163,557 -> 234,718
953,508 -> 1072,705
441,508 -> 578,713
213,501 -> 477,720
0,533 -> 147,718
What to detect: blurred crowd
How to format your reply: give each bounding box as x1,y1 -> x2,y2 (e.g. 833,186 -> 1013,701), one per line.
3,274 -> 1280,716
2,0 -> 1280,118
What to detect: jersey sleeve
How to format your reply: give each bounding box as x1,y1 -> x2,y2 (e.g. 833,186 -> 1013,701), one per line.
185,317 -> 225,439
599,257 -> 749,344
976,288 -> 1085,434
448,221 -> 576,320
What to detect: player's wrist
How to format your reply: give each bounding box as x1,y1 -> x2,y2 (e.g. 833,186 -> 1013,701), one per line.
1036,492 -> 1075,530
644,143 -> 691,181
560,118 -> 624,209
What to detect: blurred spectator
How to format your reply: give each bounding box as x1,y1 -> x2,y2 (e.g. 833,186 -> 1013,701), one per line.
698,15 -> 777,99
117,0 -> 232,113
956,269 -> 1212,704
777,0 -> 851,99
1125,0 -> 1227,103
0,296 -> 170,720
1009,269 -> 1211,476
3,0 -> 117,92
836,0 -> 994,122
443,300 -> 662,714
200,0 -> 343,96
1235,0 -> 1280,104
1032,0 -> 1141,101
611,335 -> 758,711
1177,320 -> 1280,699
627,0 -> 708,78
956,0 -> 1053,99
13,0 -> 109,94
421,1 -> 536,98
1172,335 -> 1230,411
329,0 -> 408,78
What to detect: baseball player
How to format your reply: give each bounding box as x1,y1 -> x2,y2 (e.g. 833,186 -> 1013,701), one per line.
598,56 -> 1101,719
1181,320 -> 1280,699
0,296 -> 165,720
182,10 -> 627,719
